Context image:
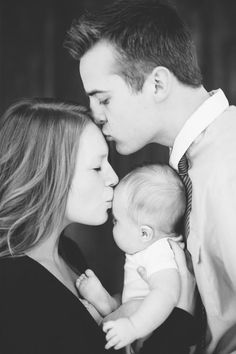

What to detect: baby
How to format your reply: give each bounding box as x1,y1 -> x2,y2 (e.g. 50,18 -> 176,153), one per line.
76,164 -> 186,350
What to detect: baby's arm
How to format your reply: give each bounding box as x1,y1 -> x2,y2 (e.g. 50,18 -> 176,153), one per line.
103,268 -> 180,350
76,269 -> 120,317
104,299 -> 143,322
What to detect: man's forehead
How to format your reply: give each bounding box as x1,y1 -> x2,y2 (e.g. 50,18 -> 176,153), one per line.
80,41 -> 118,85
81,72 -> 124,97
81,40 -> 117,64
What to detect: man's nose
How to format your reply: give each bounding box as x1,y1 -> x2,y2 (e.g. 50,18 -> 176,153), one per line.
90,103 -> 107,126
93,113 -> 107,127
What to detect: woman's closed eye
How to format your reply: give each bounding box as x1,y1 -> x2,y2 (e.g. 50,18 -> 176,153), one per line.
93,167 -> 102,172
99,98 -> 110,106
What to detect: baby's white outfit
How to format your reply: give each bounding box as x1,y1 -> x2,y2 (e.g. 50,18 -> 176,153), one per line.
122,237 -> 178,303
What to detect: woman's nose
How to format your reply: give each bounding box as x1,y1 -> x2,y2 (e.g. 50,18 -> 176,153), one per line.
106,167 -> 119,187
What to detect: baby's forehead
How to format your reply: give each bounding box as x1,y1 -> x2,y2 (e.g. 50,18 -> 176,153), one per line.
112,184 -> 129,211
113,183 -> 128,200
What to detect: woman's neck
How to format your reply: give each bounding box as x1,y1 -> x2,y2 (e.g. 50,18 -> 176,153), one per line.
26,231 -> 61,263
25,232 -> 79,298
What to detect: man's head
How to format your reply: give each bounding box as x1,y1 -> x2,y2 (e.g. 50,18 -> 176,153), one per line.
112,164 -> 186,254
66,0 -> 202,153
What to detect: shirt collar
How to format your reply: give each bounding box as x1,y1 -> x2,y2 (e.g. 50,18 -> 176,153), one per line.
169,89 -> 229,170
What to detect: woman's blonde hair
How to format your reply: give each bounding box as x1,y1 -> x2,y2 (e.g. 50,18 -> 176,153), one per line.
0,98 -> 92,257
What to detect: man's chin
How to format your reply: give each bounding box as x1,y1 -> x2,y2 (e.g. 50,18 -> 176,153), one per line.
115,142 -> 136,155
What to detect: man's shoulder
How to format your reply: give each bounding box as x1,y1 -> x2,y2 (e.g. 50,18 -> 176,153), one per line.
215,104 -> 236,129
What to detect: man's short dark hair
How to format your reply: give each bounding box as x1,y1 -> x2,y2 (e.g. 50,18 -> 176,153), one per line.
66,0 -> 202,91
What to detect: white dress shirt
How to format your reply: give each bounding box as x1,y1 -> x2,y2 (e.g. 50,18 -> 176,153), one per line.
170,89 -> 236,353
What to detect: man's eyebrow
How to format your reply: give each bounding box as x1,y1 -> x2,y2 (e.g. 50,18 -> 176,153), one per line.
87,90 -> 109,97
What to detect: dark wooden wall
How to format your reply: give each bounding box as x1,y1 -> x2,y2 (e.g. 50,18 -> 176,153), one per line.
0,0 -> 236,293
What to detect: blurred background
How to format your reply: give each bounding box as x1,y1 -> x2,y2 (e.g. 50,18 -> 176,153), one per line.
0,0 -> 236,294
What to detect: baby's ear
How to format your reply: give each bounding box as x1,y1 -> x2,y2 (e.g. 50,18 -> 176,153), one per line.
140,225 -> 154,243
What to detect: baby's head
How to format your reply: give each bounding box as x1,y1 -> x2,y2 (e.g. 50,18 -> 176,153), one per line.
112,164 -> 186,254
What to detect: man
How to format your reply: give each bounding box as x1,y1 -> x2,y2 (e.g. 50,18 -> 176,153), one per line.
66,0 -> 236,352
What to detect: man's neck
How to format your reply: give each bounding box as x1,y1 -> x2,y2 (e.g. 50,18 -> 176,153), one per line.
154,85 -> 210,147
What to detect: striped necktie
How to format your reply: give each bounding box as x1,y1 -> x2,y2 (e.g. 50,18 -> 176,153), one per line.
178,154 -> 192,240
178,153 -> 206,353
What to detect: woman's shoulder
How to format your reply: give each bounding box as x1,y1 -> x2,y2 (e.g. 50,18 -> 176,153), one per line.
0,255 -> 30,278
0,235 -> 87,282
0,255 -> 40,306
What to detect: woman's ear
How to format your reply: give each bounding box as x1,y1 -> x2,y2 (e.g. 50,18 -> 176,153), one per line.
140,225 -> 154,243
151,66 -> 172,101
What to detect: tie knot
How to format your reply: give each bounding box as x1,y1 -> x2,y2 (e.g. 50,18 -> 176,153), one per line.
178,154 -> 189,176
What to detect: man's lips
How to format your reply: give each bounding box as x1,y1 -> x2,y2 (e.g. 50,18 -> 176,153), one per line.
102,130 -> 113,141
104,135 -> 113,141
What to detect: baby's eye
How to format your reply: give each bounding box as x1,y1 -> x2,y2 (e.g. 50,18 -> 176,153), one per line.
112,217 -> 117,225
93,167 -> 101,171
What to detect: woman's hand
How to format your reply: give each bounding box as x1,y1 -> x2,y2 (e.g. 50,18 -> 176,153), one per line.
137,240 -> 196,315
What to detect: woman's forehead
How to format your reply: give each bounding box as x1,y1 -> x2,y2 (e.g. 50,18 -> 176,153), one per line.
79,123 -> 108,158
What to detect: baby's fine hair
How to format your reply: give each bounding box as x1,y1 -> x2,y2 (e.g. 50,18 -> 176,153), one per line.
118,164 -> 186,236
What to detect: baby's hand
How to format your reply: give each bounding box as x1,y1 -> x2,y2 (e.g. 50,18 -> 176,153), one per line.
103,318 -> 137,350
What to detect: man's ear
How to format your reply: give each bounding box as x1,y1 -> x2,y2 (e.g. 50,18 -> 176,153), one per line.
140,225 -> 154,243
151,66 -> 172,101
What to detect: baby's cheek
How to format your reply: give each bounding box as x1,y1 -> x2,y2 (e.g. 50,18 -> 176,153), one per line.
113,228 -> 122,247
112,227 -> 118,241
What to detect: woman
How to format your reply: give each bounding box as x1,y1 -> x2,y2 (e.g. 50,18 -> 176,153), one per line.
0,98 -> 196,354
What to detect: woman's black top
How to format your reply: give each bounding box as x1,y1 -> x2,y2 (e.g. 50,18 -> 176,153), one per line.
0,236 -> 197,354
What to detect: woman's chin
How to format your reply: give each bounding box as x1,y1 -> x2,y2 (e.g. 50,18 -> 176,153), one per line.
89,212 -> 109,226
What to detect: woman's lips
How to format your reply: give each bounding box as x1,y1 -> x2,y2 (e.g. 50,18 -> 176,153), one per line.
106,201 -> 112,208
